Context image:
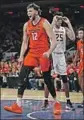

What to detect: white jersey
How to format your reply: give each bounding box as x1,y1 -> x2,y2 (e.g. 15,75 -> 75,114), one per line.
53,26 -> 66,53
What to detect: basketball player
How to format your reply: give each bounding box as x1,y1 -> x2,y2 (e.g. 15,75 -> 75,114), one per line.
42,12 -> 75,110
4,3 -> 61,115
73,27 -> 84,107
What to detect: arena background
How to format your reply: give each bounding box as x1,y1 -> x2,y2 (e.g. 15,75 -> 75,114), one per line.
0,0 -> 84,120
0,0 -> 84,57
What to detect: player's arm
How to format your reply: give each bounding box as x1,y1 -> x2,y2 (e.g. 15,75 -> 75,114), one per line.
73,43 -> 80,66
73,41 -> 80,65
19,22 -> 29,59
51,16 -> 56,28
43,19 -> 57,56
73,50 -> 79,65
63,17 -> 75,40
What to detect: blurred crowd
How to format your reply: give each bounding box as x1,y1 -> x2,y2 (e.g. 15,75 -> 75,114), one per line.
0,21 -> 22,54
0,59 -> 20,76
0,56 -> 80,92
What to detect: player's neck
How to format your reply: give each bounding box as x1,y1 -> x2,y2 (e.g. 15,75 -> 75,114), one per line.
55,25 -> 61,29
32,15 -> 41,25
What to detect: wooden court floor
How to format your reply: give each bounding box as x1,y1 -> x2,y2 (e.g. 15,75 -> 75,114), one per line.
1,88 -> 82,103
1,88 -> 84,120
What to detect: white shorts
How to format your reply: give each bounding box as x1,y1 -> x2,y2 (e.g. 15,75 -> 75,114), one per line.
52,53 -> 67,75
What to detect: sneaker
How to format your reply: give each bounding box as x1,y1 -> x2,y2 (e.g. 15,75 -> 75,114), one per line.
41,100 -> 49,109
4,103 -> 23,114
66,101 -> 75,111
53,102 -> 62,115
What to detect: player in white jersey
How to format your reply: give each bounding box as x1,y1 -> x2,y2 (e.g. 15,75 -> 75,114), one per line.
42,12 -> 75,110
52,22 -> 67,75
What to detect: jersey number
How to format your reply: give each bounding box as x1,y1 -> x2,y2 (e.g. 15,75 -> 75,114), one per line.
32,32 -> 38,40
56,34 -> 63,41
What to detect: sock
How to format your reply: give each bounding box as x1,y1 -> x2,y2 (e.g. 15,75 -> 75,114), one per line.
16,97 -> 22,107
44,98 -> 48,105
66,97 -> 71,104
44,98 -> 48,101
44,100 -> 48,106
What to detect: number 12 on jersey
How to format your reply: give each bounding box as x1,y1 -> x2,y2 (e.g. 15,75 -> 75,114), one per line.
32,32 -> 38,40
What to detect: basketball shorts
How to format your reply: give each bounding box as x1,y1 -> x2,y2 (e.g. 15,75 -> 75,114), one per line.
23,53 -> 51,72
52,53 -> 67,75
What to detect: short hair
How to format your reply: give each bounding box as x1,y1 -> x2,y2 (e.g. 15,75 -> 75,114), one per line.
77,27 -> 84,32
53,11 -> 63,16
76,27 -> 84,39
27,3 -> 42,15
76,27 -> 84,35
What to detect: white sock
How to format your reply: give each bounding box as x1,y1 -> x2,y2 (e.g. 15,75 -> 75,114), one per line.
66,97 -> 70,100
16,97 -> 22,107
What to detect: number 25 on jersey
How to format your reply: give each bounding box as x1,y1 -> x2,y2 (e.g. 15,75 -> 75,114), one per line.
56,33 -> 63,41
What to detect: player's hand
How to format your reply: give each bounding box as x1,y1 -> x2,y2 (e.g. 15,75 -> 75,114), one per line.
43,51 -> 50,58
18,56 -> 24,64
33,67 -> 42,77
62,17 -> 70,24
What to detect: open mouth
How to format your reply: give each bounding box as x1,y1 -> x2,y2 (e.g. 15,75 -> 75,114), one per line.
28,15 -> 32,19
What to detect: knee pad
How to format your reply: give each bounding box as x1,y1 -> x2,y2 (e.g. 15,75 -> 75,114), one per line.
61,75 -> 68,83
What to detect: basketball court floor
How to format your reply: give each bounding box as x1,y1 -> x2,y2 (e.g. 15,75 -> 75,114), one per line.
1,88 -> 84,119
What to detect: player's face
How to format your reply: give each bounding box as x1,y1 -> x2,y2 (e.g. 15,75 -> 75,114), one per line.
78,30 -> 84,39
55,15 -> 62,27
27,7 -> 38,21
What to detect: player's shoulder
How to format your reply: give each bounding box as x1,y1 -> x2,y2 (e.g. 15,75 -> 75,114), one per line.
41,17 -> 47,21
23,22 -> 29,31
42,18 -> 51,27
24,22 -> 28,27
41,17 -> 49,23
24,20 -> 32,27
